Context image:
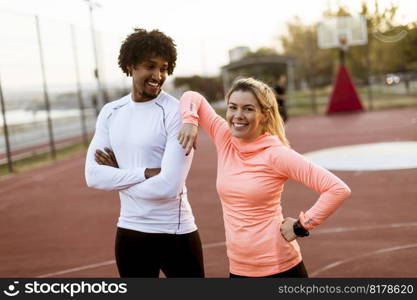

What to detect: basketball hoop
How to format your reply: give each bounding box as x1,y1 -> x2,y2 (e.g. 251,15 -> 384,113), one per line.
316,16 -> 366,114
339,37 -> 349,52
317,16 -> 367,50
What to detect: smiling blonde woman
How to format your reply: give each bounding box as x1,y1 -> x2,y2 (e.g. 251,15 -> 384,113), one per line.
178,77 -> 351,278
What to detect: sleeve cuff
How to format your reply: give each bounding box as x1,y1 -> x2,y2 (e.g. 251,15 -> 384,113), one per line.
136,167 -> 147,182
182,114 -> 199,126
298,211 -> 316,230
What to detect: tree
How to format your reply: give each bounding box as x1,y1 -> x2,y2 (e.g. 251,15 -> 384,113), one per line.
279,0 -> 416,110
173,76 -> 224,102
280,17 -> 335,112
245,47 -> 279,57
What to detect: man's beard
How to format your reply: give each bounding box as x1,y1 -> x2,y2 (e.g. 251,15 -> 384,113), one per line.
142,89 -> 160,100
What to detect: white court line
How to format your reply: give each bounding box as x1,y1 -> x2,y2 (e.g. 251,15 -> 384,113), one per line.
36,241 -> 227,278
203,241 -> 226,249
314,222 -> 417,234
36,260 -> 115,278
310,243 -> 417,277
36,222 -> 417,278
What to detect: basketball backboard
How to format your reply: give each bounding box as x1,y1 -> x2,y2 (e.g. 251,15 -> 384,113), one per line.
317,16 -> 368,49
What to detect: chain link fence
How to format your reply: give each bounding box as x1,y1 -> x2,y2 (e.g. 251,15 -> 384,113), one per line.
0,10 -> 130,172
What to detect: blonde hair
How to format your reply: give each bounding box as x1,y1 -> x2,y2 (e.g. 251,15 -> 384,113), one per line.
226,77 -> 289,147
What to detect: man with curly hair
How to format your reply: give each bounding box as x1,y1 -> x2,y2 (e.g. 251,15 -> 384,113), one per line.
85,28 -> 204,278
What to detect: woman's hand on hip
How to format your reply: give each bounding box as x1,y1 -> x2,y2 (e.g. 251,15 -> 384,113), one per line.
177,123 -> 198,156
280,217 -> 298,242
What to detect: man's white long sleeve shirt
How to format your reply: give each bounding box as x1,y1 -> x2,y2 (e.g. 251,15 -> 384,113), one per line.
85,92 -> 197,234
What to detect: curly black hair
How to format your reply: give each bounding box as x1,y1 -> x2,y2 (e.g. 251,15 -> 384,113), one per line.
118,28 -> 177,76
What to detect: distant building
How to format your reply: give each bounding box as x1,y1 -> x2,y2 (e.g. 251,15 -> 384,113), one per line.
221,48 -> 296,95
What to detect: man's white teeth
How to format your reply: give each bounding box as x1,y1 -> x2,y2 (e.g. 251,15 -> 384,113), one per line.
147,82 -> 159,87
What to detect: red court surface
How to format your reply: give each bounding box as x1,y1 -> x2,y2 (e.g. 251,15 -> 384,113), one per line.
1,107 -> 416,278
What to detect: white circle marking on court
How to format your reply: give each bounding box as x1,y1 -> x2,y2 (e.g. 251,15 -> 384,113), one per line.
310,243 -> 417,277
303,141 -> 417,171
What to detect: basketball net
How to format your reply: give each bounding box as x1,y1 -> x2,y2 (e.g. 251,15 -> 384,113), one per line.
339,37 -> 349,52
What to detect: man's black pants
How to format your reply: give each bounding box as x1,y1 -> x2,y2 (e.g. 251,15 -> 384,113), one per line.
115,227 -> 204,278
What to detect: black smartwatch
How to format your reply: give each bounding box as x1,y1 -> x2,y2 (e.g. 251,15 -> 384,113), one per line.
293,220 -> 310,237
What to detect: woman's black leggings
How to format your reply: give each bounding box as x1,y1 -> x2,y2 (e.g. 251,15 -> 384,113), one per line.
115,227 -> 205,278
230,261 -> 308,278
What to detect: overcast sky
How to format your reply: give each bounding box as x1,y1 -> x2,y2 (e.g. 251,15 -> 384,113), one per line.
0,0 -> 415,77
